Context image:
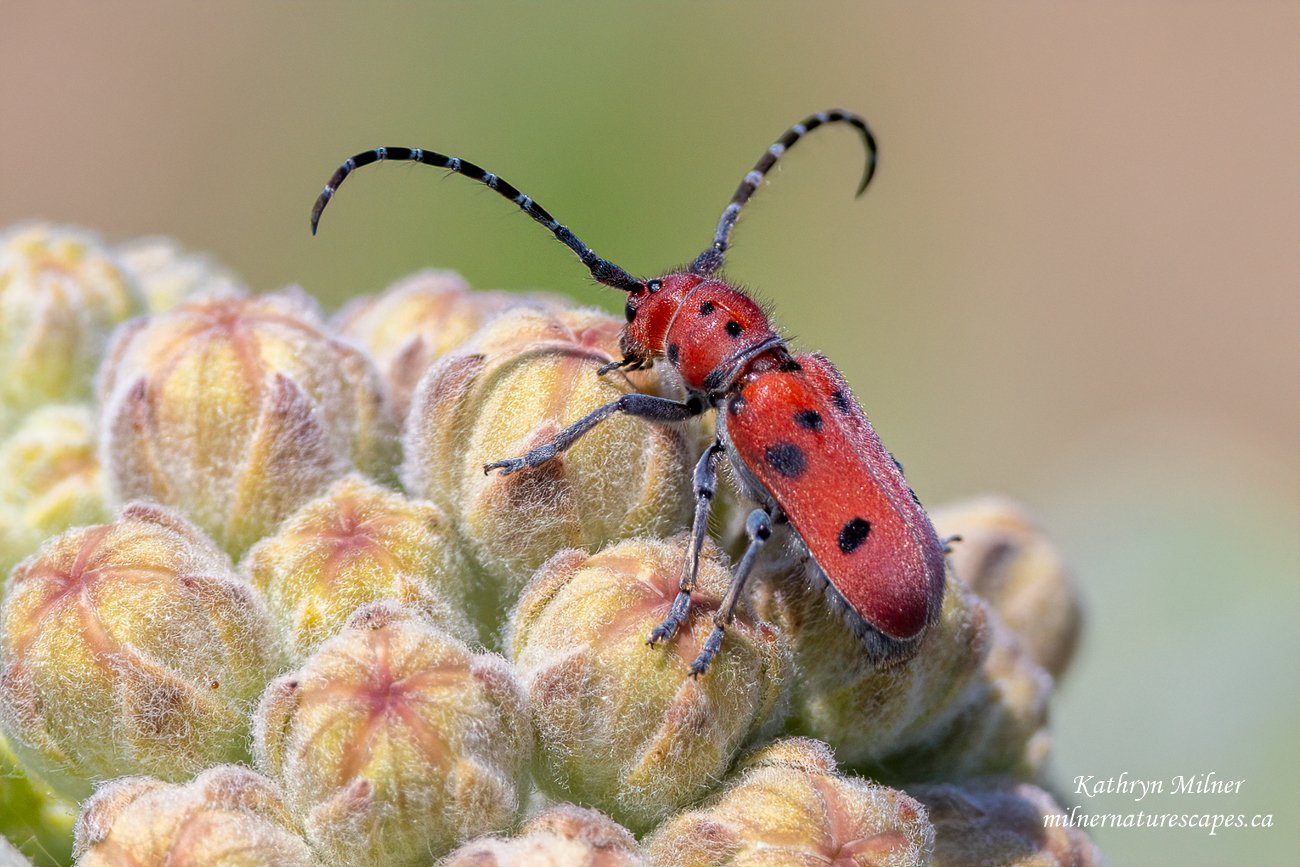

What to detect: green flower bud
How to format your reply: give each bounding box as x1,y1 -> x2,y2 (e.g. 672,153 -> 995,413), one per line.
439,805 -> 643,867
404,308 -> 696,621
98,288 -> 398,556
243,474 -> 476,659
116,236 -> 248,314
643,738 -> 933,867
759,567 -> 1049,783
253,602 -> 530,866
0,224 -> 142,435
910,780 -> 1104,867
931,497 -> 1082,679
73,765 -> 319,867
334,270 -> 566,421
508,536 -> 789,833
0,732 -> 75,867
0,504 -> 282,799
0,405 -> 108,579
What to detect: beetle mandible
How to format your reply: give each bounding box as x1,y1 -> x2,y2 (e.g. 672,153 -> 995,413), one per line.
311,109 -> 947,676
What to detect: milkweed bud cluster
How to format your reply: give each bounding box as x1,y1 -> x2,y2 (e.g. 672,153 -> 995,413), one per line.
0,223 -> 1099,866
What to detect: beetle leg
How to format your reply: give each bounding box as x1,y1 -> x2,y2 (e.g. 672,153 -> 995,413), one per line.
484,393 -> 705,475
648,439 -> 724,647
688,508 -> 772,677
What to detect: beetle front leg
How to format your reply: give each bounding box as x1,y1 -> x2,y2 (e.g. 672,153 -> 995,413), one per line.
688,508 -> 772,678
648,439 -> 724,647
484,392 -> 705,475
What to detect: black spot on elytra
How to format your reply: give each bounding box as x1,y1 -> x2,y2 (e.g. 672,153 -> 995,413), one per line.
725,320 -> 743,338
831,390 -> 851,414
838,517 -> 871,554
795,409 -> 823,431
765,442 -> 806,478
647,279 -> 662,294
700,300 -> 715,316
667,343 -> 680,364
728,396 -> 746,415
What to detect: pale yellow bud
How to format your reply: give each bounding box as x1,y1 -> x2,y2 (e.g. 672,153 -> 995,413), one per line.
116,236 -> 248,314
644,738 -> 933,867
73,765 -> 318,867
931,497 -> 1082,678
508,536 -> 789,833
243,473 -> 476,659
439,805 -> 644,867
0,224 -> 141,435
0,504 -> 282,799
334,269 -> 566,420
253,602 -> 530,866
404,307 -> 696,621
98,288 -> 399,556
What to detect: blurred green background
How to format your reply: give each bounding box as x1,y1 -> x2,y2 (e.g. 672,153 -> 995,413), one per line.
2,3 -> 1295,865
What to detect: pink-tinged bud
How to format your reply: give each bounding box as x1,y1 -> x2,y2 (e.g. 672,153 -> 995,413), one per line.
439,805 -> 644,867
334,270 -> 566,421
404,308 -> 696,618
0,224 -> 142,435
98,288 -> 399,556
0,504 -> 282,799
0,405 -> 108,578
758,567 -> 1050,783
116,236 -> 248,314
910,780 -> 1104,867
253,602 -> 530,866
931,497 -> 1082,679
243,474 -> 476,659
508,536 -> 789,833
73,765 -> 319,867
0,732 -> 75,867
643,738 -> 934,867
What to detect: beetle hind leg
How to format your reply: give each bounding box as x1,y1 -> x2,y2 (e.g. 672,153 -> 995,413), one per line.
688,508 -> 772,678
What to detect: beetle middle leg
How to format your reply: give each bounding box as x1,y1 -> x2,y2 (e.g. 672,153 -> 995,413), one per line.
687,507 -> 772,678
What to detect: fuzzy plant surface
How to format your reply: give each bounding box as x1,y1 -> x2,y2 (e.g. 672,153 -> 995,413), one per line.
0,223 -> 1102,867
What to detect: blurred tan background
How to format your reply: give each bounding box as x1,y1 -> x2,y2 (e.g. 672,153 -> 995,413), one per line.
2,3 -> 1296,864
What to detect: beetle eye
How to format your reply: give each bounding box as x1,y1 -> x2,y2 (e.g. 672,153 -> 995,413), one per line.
624,298 -> 637,322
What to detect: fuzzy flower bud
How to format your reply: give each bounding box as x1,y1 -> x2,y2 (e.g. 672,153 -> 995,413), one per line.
758,567 -> 1049,783
0,733 -> 75,867
508,536 -> 789,832
0,405 -> 108,578
253,602 -> 530,866
0,224 -> 141,435
0,504 -> 281,799
334,269 -> 565,421
644,738 -> 933,867
931,497 -> 1082,679
439,805 -> 644,867
98,288 -> 398,556
404,308 -> 695,618
243,474 -> 475,659
116,236 -> 248,314
73,765 -> 318,867
910,780 -> 1104,867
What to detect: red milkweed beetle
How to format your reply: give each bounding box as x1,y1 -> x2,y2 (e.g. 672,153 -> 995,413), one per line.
311,109 -> 947,676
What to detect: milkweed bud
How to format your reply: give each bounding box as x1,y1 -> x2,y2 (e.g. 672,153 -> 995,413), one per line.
910,780 -> 1104,867
0,504 -> 281,799
334,269 -> 566,421
253,602 -> 530,867
0,733 -> 75,867
98,288 -> 399,556
73,765 -> 318,867
0,224 -> 141,435
508,536 -> 789,833
116,236 -> 248,314
931,497 -> 1082,679
759,567 -> 1049,782
404,308 -> 695,619
643,738 -> 933,867
243,474 -> 476,659
0,405 -> 108,578
439,805 -> 644,867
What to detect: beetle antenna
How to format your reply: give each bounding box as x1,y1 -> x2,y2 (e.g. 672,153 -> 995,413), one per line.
690,109 -> 878,277
311,147 -> 642,292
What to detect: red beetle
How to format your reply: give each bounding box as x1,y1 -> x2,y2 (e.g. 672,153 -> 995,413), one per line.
312,110 -> 947,675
